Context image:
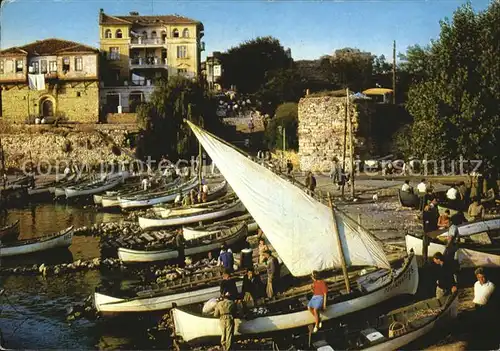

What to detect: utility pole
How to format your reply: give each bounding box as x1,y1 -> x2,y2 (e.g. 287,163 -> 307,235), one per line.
341,98 -> 347,199
392,40 -> 396,104
347,88 -> 355,199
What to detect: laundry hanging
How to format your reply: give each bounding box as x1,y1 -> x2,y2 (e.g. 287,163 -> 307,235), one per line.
28,74 -> 46,91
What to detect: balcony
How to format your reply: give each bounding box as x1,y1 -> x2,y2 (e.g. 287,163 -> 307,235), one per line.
129,57 -> 168,69
130,38 -> 167,48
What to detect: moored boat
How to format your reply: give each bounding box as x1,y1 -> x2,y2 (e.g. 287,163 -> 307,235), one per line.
171,254 -> 419,342
405,217 -> 500,267
0,220 -> 20,242
275,292 -> 458,351
182,213 -> 257,240
138,196 -> 244,230
118,177 -> 199,210
0,226 -> 73,257
398,190 -> 419,209
118,222 -> 248,263
65,173 -> 127,198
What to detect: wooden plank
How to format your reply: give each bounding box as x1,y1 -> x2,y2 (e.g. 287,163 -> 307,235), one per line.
141,233 -> 156,242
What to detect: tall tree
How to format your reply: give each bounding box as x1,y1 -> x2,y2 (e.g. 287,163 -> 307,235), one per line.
220,36 -> 293,94
321,48 -> 374,91
403,1 -> 500,169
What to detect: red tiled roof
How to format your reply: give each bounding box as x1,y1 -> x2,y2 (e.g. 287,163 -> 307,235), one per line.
17,39 -> 98,55
99,13 -> 132,25
0,47 -> 28,56
100,11 -> 201,26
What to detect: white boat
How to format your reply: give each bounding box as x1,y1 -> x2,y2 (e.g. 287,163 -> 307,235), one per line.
171,254 -> 418,342
182,213 -> 257,240
138,197 -> 244,230
278,293 -> 458,351
117,222 -> 247,263
0,226 -> 74,257
65,173 -> 128,198
118,177 -> 199,210
405,217 -> 500,267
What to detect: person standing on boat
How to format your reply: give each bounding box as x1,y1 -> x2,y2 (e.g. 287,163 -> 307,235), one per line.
417,179 -> 428,211
220,270 -> 238,300
422,197 -> 439,262
443,217 -> 460,262
218,243 -> 234,273
214,292 -> 236,351
446,184 -> 460,210
401,180 -> 412,193
242,268 -> 264,308
258,238 -> 269,264
432,252 -> 458,298
308,271 -> 328,333
263,250 -> 280,298
468,198 -> 485,221
202,181 -> 209,202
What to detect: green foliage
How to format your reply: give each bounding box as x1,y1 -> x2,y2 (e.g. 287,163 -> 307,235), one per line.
265,102 -> 298,150
136,76 -> 220,161
220,36 -> 293,94
403,1 -> 500,169
256,68 -> 305,115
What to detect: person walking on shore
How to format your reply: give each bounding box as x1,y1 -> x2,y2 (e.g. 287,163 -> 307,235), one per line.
307,271 -> 328,333
214,293 -> 236,351
305,171 -> 316,196
433,252 -> 458,298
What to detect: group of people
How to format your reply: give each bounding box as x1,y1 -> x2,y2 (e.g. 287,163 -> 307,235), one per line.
174,182 -> 210,207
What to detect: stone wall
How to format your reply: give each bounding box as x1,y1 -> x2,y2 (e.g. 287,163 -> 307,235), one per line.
1,126 -> 135,171
298,95 -> 375,172
1,81 -> 99,123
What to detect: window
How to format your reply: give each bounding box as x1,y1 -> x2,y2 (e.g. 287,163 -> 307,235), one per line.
116,29 -> 123,38
75,57 -> 83,71
41,60 -> 47,74
172,28 -> 179,38
62,57 -> 70,72
105,29 -> 112,38
32,61 -> 39,74
76,92 -> 81,97
15,60 -> 23,73
177,45 -> 187,58
0,60 -> 4,74
5,60 -> 13,73
151,31 -> 157,39
142,31 -> 148,39
109,47 -> 120,60
49,61 -> 57,72
182,28 -> 189,38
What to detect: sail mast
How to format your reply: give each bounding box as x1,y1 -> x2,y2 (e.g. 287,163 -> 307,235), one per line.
0,137 -> 6,189
328,192 -> 351,293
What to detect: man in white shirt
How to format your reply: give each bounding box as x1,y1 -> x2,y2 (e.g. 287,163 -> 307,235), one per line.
401,180 -> 411,192
417,179 -> 427,194
473,267 -> 495,308
446,185 -> 458,200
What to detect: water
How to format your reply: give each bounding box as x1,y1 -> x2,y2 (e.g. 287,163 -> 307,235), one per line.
0,203 -> 162,349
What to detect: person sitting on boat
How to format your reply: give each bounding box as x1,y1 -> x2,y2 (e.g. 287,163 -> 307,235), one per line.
263,250 -> 280,298
308,271 -> 328,333
218,243 -> 234,273
468,198 -> 485,221
437,209 -> 451,229
432,252 -> 458,298
220,270 -> 238,300
473,267 -> 496,315
401,180 -> 412,193
202,182 -> 209,202
258,238 -> 269,264
214,292 -> 236,351
242,268 -> 264,308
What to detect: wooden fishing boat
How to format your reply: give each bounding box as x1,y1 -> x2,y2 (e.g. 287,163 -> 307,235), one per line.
65,173 -> 126,198
138,196 -> 244,230
94,251 -> 270,314
0,220 -> 20,242
171,254 -> 418,342
405,217 -> 500,267
7,175 -> 34,187
49,174 -> 81,195
118,177 -> 199,210
182,213 -> 257,240
0,226 -> 73,257
398,190 -> 419,209
275,293 -> 458,351
118,222 -> 248,263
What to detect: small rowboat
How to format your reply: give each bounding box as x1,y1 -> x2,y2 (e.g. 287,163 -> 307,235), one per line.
182,213 -> 257,241
171,254 -> 418,343
119,177 -> 199,210
138,197 -> 245,230
276,293 -> 458,351
118,222 -> 248,263
398,190 -> 419,209
405,217 -> 500,267
0,220 -> 20,242
0,226 -> 73,257
65,173 -> 127,198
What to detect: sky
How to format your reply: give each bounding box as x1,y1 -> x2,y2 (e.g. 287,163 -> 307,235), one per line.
0,0 -> 494,61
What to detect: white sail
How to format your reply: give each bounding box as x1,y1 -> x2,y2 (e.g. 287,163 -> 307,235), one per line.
187,121 -> 390,276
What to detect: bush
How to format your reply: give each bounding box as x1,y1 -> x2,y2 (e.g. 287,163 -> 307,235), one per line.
265,102 -> 298,151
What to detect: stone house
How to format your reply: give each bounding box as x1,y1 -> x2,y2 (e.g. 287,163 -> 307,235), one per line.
98,9 -> 205,115
0,38 -> 100,123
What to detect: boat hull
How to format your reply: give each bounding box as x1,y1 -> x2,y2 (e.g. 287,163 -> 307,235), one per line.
171,254 -> 419,342
398,190 -> 419,208
0,227 -> 73,257
0,221 -> 20,242
138,201 -> 245,229
65,177 -> 123,198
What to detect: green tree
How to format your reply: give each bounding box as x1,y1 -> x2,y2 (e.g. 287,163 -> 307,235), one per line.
403,1 -> 500,169
264,102 -> 299,150
321,48 -> 374,91
220,36 -> 293,94
136,76 -> 219,161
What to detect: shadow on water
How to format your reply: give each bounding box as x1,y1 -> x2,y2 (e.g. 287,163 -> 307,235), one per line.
0,248 -> 74,268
